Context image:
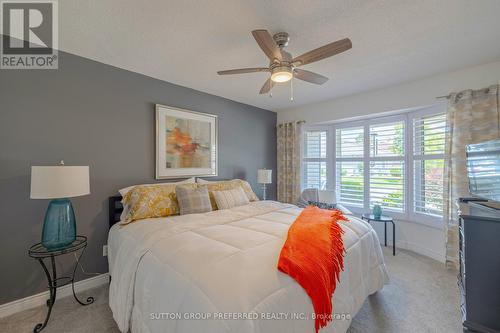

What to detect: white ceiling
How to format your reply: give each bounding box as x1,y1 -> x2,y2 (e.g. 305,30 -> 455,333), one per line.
59,0 -> 500,112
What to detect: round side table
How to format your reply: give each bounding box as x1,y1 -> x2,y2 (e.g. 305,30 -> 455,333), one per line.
361,214 -> 396,256
28,236 -> 94,332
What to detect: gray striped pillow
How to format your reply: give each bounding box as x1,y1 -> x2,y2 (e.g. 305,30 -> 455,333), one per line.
176,185 -> 212,215
212,187 -> 250,210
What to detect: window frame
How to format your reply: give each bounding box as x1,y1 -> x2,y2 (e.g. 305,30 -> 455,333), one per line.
304,105 -> 446,229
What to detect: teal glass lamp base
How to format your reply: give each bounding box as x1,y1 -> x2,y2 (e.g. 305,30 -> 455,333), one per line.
42,199 -> 77,250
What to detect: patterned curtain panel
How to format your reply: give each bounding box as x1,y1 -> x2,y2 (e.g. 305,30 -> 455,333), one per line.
277,121 -> 304,204
444,85 -> 500,268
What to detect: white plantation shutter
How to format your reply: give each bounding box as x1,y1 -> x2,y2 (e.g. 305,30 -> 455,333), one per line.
336,127 -> 364,206
304,130 -> 327,158
413,113 -> 446,155
369,121 -> 405,212
370,161 -> 405,211
336,161 -> 364,206
413,113 -> 446,216
370,122 -> 404,157
302,130 -> 327,189
336,127 -> 364,158
303,161 -> 327,189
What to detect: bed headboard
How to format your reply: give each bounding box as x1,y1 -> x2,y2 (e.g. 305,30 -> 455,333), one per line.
108,195 -> 123,228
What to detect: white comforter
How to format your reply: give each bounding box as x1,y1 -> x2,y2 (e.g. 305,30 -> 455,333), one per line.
108,201 -> 388,333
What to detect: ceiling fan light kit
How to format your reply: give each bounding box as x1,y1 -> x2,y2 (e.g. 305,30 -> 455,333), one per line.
271,66 -> 292,83
217,29 -> 352,99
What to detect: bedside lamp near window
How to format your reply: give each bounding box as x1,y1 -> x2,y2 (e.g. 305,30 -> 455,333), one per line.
30,161 -> 90,250
257,169 -> 272,200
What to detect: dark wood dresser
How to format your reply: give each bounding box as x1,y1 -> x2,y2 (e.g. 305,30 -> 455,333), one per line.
458,198 -> 500,332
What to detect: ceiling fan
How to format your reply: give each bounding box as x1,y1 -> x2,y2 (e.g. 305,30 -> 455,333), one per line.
217,30 -> 352,95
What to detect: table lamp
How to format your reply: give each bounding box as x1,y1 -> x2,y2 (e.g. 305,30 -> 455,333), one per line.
30,161 -> 90,250
257,169 -> 272,200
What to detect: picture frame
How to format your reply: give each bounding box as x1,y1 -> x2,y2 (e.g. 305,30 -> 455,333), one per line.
155,104 -> 218,179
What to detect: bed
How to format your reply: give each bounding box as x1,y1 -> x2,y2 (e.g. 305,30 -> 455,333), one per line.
108,198 -> 389,333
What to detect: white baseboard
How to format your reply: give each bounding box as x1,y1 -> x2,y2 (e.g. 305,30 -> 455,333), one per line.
369,219 -> 446,263
0,273 -> 109,319
395,240 -> 446,263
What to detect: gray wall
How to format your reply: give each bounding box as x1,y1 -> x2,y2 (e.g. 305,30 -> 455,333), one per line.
0,50 -> 276,304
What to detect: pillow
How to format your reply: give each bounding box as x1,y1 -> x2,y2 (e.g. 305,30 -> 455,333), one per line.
306,201 -> 353,215
120,183 -> 197,225
318,190 -> 336,204
176,185 -> 212,215
198,179 -> 259,209
213,187 -> 250,210
118,177 -> 195,196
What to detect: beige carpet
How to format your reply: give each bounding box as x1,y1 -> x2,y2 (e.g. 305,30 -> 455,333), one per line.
0,248 -> 462,333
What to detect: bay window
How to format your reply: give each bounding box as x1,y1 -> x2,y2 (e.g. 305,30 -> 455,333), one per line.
302,105 -> 447,226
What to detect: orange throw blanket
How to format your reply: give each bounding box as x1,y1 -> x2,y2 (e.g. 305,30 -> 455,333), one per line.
278,206 -> 348,333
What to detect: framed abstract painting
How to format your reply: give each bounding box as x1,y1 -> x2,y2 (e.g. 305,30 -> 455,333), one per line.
155,104 -> 218,179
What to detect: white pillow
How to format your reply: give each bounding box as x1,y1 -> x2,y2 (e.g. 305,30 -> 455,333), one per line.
318,190 -> 336,204
213,187 -> 250,210
118,177 -> 195,196
317,189 -> 353,214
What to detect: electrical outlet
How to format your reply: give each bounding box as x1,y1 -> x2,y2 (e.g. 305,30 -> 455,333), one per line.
103,245 -> 108,257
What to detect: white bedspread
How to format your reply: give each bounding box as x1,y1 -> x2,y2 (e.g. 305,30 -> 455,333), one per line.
108,201 -> 389,333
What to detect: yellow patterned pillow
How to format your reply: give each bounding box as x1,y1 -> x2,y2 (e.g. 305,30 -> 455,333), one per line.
205,179 -> 258,210
120,183 -> 197,225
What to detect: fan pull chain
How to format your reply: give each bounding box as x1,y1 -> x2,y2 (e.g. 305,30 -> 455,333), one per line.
290,71 -> 294,101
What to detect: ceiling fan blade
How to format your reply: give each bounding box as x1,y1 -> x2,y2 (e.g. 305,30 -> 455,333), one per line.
259,78 -> 275,94
292,38 -> 352,66
252,30 -> 282,62
294,69 -> 329,85
217,68 -> 269,75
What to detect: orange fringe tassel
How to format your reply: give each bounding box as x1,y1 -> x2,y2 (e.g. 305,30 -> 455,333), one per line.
278,206 -> 348,333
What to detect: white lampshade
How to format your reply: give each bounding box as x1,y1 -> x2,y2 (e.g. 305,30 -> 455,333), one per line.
30,165 -> 90,199
257,169 -> 272,184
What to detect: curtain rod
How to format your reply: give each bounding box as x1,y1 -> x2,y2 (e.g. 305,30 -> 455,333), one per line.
436,84 -> 499,100
277,120 -> 306,127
